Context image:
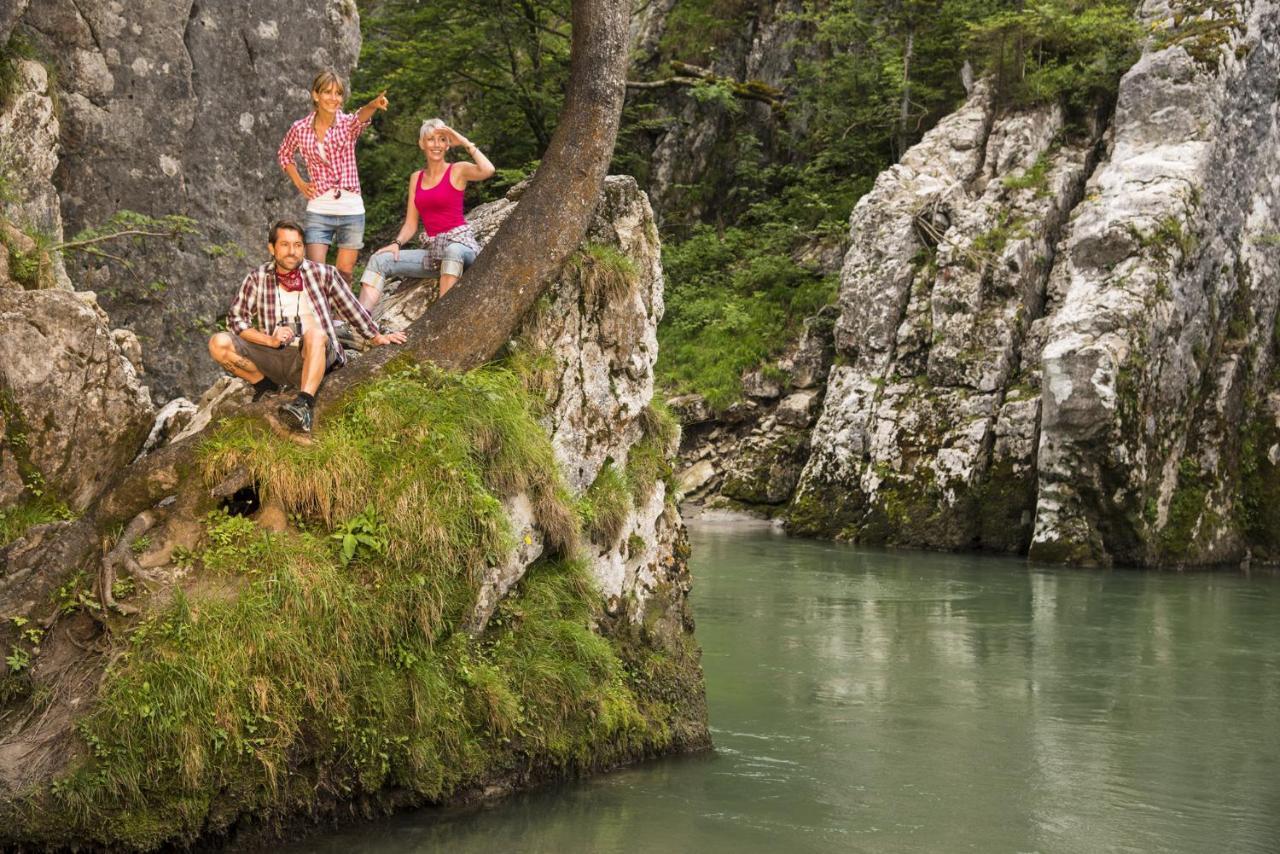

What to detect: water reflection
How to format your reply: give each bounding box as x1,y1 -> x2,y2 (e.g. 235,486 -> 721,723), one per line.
273,519 -> 1280,854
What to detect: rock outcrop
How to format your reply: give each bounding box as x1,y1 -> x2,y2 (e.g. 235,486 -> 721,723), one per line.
674,304 -> 836,510
790,0 -> 1280,567
0,175 -> 706,849
10,1 -> 361,400
0,289 -> 154,511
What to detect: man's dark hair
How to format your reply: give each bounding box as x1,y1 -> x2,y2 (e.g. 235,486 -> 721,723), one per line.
268,219 -> 305,245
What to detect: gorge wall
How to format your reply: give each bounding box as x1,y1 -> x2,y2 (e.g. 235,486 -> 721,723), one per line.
685,0 -> 1280,569
4,0 -> 361,400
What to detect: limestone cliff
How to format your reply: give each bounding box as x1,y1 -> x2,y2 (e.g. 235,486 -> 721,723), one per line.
6,1 -> 361,400
789,0 -> 1280,567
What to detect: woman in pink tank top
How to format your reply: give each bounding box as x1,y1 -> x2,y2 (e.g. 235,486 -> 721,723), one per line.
360,119 -> 495,306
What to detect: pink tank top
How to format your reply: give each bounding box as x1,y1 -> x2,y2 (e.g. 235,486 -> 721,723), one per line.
415,164 -> 467,236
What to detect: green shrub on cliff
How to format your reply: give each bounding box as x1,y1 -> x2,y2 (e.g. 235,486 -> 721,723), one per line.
968,0 -> 1142,111
17,363 -> 687,849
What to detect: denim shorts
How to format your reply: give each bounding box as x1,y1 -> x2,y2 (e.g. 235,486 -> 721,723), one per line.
303,211 -> 365,250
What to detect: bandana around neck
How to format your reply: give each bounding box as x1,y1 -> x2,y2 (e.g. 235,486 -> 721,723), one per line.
276,265 -> 304,293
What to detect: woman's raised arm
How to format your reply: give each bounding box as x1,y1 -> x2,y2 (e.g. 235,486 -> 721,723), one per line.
443,127 -> 495,183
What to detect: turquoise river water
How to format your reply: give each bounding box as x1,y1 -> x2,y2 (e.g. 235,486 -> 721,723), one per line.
275,514 -> 1280,853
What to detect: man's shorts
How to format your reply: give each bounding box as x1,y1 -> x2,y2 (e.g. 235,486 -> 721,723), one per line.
230,334 -> 337,388
303,211 -> 365,250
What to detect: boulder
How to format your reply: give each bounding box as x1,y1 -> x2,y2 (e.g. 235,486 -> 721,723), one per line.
0,288 -> 154,510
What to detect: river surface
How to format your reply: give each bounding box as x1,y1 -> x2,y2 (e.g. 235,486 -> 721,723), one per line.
279,514 -> 1280,853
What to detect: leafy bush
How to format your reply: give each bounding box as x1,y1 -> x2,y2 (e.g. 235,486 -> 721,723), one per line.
657,219 -> 837,410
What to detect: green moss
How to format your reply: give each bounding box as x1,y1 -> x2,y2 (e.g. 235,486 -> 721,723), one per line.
1157,457 -> 1214,559
784,480 -> 865,539
7,363 -> 691,849
976,458 -> 1035,553
969,211 -> 1030,267
1237,413 -> 1280,560
1001,150 -> 1055,197
0,31 -> 38,110
1154,0 -> 1244,69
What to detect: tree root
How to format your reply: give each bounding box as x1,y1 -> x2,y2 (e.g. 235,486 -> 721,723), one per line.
98,509 -> 161,615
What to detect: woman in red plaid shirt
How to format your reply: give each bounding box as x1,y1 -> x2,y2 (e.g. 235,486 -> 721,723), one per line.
277,70 -> 388,288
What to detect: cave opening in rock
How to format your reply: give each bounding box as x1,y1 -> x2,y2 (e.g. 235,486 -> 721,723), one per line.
220,484 -> 261,517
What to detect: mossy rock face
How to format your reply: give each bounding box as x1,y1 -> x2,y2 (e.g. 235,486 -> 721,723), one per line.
784,477 -> 865,539
1239,408 -> 1280,561
720,431 -> 808,507
977,459 -> 1037,554
855,472 -> 978,550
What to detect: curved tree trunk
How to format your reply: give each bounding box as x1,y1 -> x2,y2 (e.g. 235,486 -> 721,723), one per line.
0,0 -> 632,611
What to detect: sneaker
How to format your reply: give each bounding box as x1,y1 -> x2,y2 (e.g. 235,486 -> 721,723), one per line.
278,398 -> 313,433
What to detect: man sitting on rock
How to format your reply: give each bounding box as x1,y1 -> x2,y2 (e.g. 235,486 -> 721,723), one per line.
208,219 -> 407,433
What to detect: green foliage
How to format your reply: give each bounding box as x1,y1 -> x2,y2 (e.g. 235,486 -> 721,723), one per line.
968,0 -> 1142,111
627,403 -> 681,506
1158,457 -> 1214,558
657,221 -> 838,410
570,243 -> 640,308
24,364 -> 680,848
331,504 -> 389,567
1002,149 -> 1055,195
581,462 -> 630,545
0,31 -> 38,109
1153,0 -> 1243,69
657,0 -> 754,64
0,495 -> 74,548
352,0 -> 572,241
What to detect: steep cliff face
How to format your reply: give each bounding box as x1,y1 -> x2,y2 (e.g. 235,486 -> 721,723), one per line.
9,1 -> 360,400
0,50 -> 155,517
792,0 -> 1280,567
0,174 -> 706,850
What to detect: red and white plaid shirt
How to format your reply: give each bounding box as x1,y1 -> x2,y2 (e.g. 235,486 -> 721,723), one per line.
276,110 -> 370,195
227,259 -> 378,366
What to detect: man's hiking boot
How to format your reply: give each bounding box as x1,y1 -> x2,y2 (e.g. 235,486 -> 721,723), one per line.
278,397 -> 313,433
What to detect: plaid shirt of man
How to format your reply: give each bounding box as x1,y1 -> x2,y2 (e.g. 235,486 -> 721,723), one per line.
227,259 -> 379,367
276,110 -> 370,195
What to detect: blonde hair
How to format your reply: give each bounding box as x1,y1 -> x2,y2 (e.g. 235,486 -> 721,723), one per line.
310,69 -> 345,97
418,118 -> 446,144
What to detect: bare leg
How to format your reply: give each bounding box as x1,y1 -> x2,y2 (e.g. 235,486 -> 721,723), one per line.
305,243 -> 329,265
358,285 -> 381,311
438,273 -> 458,297
209,333 -> 264,383
334,247 -> 359,283
299,328 -> 328,396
